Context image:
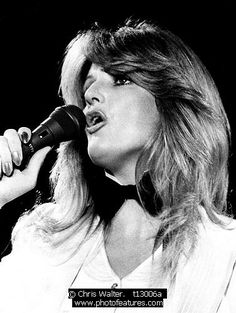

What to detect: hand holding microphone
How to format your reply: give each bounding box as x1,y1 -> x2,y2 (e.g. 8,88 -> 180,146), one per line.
0,105 -> 86,208
20,105 -> 86,168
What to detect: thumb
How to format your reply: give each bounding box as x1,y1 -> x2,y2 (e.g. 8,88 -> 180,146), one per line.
23,146 -> 52,182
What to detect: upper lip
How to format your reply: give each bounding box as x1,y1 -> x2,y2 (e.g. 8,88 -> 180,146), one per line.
85,109 -> 107,130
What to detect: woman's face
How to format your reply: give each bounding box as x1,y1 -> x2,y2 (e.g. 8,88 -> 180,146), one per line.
83,63 -> 158,174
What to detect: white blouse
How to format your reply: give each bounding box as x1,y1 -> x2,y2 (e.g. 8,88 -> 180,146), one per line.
61,239 -> 163,312
0,211 -> 236,313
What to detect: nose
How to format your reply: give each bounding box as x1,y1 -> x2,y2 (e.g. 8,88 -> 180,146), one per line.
83,81 -> 105,110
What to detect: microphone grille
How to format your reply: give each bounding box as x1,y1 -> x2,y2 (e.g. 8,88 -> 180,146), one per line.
50,105 -> 86,140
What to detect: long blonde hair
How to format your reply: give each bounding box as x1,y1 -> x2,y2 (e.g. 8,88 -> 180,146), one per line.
13,18 -> 231,281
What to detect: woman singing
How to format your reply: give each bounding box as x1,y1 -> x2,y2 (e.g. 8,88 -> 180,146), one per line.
0,18 -> 235,312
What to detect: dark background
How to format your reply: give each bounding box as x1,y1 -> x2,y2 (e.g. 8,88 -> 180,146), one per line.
0,1 -> 235,258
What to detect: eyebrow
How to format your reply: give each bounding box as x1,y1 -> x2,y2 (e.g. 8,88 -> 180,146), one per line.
83,67 -> 107,90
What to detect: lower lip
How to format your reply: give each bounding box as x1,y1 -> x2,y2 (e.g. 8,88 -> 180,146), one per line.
86,122 -> 106,134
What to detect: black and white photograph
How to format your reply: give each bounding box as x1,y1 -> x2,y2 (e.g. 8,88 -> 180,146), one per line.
0,1 -> 235,312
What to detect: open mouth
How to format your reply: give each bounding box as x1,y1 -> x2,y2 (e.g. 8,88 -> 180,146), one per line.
86,110 -> 107,134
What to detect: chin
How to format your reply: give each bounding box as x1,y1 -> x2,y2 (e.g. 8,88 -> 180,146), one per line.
87,146 -> 109,168
87,146 -> 120,170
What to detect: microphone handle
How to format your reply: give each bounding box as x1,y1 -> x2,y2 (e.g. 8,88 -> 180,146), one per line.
17,105 -> 86,170
20,119 -> 65,169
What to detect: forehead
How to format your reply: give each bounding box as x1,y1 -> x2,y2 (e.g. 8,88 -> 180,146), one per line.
85,63 -> 104,78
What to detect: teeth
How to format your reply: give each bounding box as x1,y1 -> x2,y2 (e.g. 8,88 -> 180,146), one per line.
86,111 -> 105,127
92,116 -> 102,125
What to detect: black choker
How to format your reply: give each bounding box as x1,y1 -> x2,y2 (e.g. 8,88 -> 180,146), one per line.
89,172 -> 163,222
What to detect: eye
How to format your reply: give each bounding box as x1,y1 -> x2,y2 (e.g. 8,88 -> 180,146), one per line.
113,74 -> 132,86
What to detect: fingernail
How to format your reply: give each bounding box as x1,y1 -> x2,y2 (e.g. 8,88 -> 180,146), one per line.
21,131 -> 29,144
4,162 -> 12,176
12,151 -> 21,166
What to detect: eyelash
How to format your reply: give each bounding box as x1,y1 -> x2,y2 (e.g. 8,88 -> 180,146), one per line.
112,74 -> 132,86
82,74 -> 132,97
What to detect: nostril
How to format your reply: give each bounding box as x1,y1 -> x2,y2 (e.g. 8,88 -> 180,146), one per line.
91,96 -> 100,104
83,95 -> 99,108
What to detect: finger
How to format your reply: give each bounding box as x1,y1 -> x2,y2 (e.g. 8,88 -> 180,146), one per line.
0,158 -> 2,179
18,127 -> 32,144
3,129 -> 23,166
0,136 -> 13,176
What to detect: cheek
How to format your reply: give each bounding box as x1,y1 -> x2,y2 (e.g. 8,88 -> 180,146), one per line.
86,92 -> 158,164
126,98 -> 159,141
113,110 -> 158,150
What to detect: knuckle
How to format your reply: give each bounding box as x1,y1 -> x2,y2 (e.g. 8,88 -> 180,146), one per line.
0,136 -> 12,163
0,135 -> 8,146
3,128 -> 18,138
3,129 -> 21,150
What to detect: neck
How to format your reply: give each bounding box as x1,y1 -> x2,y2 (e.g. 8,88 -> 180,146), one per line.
108,200 -> 160,240
106,162 -> 136,185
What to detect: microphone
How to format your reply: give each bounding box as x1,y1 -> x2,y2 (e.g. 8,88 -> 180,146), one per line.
21,105 -> 86,168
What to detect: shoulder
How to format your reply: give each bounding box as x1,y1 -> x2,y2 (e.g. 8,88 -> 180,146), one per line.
176,212 -> 236,313
10,203 -> 56,252
0,206 -> 103,292
9,203 -> 102,262
198,207 -> 236,257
